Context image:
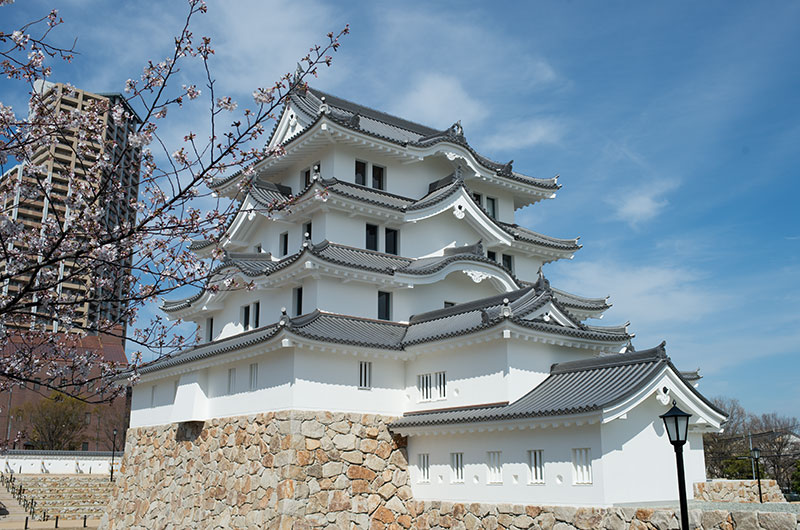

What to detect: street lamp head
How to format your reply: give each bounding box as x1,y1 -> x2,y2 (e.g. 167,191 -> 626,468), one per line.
751,446 -> 761,460
113,428 -> 117,436
660,401 -> 691,446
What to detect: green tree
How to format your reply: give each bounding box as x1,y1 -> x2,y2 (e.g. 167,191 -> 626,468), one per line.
17,392 -> 87,450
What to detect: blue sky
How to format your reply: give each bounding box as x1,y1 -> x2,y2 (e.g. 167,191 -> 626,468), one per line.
3,1 -> 799,417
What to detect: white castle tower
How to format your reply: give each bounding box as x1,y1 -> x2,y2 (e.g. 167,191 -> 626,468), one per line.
130,86 -> 726,507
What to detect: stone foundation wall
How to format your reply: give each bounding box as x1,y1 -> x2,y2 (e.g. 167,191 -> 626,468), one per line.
694,480 -> 786,503
100,411 -> 799,529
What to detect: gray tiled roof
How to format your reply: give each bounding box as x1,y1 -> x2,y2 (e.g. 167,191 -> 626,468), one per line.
285,87 -> 559,191
154,281 -> 632,374
187,239 -> 214,251
250,180 -> 293,206
550,287 -> 610,311
389,343 -> 710,428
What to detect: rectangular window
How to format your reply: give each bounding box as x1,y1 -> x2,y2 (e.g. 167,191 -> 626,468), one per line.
572,448 -> 592,484
435,371 -> 446,399
418,373 -> 432,401
487,250 -> 496,261
378,291 -> 391,320
485,197 -> 497,219
249,363 -> 258,391
418,453 -> 430,483
451,452 -> 464,483
303,222 -> 312,241
529,450 -> 544,484
385,228 -> 398,255
280,232 -> 289,256
293,287 -> 303,316
253,301 -> 260,328
85,412 -> 91,425
487,451 -> 502,484
227,368 -> 236,395
206,317 -> 214,342
355,160 -> 367,186
372,165 -> 385,190
365,224 -> 378,251
81,442 -> 89,451
472,192 -> 482,206
359,361 -> 372,389
303,168 -> 311,187
242,304 -> 251,331
502,253 -> 514,272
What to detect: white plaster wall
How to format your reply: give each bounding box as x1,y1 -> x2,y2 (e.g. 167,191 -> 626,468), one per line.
506,341 -> 595,403
293,349 -> 406,415
599,396 -> 707,505
393,273 -> 500,322
2,455 -> 115,475
405,342 -> 509,412
402,213 -> 491,258
407,424 -> 604,506
314,279 -> 377,319
463,179 -> 516,223
129,378 -> 178,428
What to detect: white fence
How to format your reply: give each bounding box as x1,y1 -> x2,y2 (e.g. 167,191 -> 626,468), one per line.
1,450 -> 120,475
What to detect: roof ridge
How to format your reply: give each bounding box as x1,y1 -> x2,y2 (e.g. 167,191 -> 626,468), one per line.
409,287 -> 534,324
550,343 -> 667,374
306,87 -> 441,136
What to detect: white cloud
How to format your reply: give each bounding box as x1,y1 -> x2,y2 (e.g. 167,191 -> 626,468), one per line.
611,179 -> 679,227
390,73 -> 489,130
482,119 -> 566,151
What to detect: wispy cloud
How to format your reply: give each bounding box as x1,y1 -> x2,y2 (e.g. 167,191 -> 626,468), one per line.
482,119 -> 566,152
390,73 -> 488,130
611,179 -> 680,227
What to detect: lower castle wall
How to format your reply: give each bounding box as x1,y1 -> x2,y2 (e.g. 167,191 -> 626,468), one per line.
100,412 -> 800,529
694,479 -> 787,504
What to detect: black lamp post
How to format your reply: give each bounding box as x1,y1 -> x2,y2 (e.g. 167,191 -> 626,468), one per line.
110,428 -> 117,482
660,401 -> 691,530
751,447 -> 763,503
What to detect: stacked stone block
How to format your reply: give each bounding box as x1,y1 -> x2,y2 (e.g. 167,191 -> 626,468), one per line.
100,411 -> 800,529
694,480 -> 786,504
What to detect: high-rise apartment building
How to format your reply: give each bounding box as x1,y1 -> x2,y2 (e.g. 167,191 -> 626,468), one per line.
1,81 -> 141,332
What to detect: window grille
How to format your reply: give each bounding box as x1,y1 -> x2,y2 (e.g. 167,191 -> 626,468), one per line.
359,361 -> 372,389
572,448 -> 592,484
418,453 -> 430,483
435,371 -> 446,399
249,363 -> 258,391
487,451 -> 502,483
418,373 -> 432,401
451,452 -> 464,483
227,368 -> 236,395
529,450 -> 544,484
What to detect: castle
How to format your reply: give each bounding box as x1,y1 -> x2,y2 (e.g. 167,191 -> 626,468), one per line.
128,85 -> 726,509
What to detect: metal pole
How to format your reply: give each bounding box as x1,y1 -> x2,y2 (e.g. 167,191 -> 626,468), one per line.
755,457 -> 763,503
748,433 -> 755,480
110,430 -> 117,482
674,443 -> 690,530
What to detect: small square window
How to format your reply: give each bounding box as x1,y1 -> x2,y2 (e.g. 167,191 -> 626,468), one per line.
372,165 -> 385,190
366,224 -> 378,251
451,452 -> 464,483
485,197 -> 497,219
502,253 -> 513,272
572,448 -> 592,484
418,453 -> 430,483
206,317 -> 214,342
487,451 -> 502,484
280,232 -> 289,256
359,361 -> 372,389
249,363 -> 258,391
355,160 -> 367,186
529,450 -> 544,484
487,250 -> 496,261
241,305 -> 251,331
293,287 -> 303,316
472,192 -> 482,206
385,228 -> 398,255
378,291 -> 391,320
227,368 -> 236,395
